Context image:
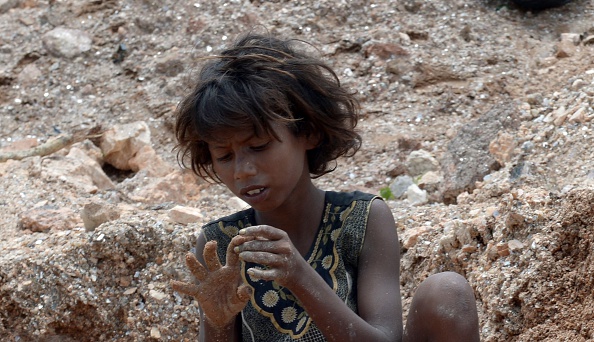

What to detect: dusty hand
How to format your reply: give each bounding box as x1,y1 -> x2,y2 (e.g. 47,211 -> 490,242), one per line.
234,225 -> 306,287
171,237 -> 253,328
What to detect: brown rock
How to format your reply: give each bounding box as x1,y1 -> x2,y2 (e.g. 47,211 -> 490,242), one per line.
19,207 -> 81,232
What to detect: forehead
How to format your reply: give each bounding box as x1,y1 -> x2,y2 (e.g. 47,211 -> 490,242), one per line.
205,124 -> 289,147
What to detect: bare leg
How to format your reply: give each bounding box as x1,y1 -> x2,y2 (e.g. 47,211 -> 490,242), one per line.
404,272 -> 480,342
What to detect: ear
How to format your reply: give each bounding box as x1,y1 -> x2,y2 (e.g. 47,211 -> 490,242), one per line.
303,131 -> 321,150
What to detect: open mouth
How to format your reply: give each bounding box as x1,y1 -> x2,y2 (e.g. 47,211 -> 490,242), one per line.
246,188 -> 265,196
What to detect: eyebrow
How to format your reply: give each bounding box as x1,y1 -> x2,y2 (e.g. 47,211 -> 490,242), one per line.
209,133 -> 258,149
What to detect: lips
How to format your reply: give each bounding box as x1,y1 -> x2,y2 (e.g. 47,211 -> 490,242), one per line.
240,185 -> 268,198
246,188 -> 265,196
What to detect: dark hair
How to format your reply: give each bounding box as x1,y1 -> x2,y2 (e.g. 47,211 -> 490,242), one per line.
174,33 -> 362,182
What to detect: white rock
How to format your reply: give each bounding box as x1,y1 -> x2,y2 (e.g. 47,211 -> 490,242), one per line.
42,27 -> 93,59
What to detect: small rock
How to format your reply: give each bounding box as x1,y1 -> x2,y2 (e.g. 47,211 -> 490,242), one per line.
168,205 -> 203,225
555,40 -> 576,58
100,121 -> 151,171
406,184 -> 428,205
417,171 -> 443,193
17,64 -> 42,85
488,132 -> 515,165
19,207 -> 81,232
496,242 -> 510,257
42,27 -> 93,59
150,327 -> 161,339
405,149 -> 439,177
571,79 -> 588,91
505,212 -> 525,231
508,239 -> 524,251
155,49 -> 184,77
149,289 -> 168,301
81,200 -> 121,232
560,33 -> 581,45
389,175 -> 413,199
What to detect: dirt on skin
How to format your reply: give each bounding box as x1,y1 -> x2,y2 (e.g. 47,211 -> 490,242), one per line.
1,0 -> 594,341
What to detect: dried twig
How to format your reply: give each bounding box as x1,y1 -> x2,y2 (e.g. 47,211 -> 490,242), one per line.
0,126 -> 104,163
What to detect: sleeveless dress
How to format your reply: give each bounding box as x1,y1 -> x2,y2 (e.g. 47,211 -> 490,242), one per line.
202,191 -> 378,342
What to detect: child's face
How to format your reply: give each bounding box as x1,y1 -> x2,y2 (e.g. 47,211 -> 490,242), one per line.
207,124 -> 315,212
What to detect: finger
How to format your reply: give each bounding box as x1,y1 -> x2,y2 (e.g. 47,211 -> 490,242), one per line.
246,267 -> 285,282
227,235 -> 255,267
233,284 -> 252,306
203,240 -> 222,271
239,251 -> 285,267
185,252 -> 208,281
171,280 -> 200,297
238,239 -> 288,254
239,225 -> 286,240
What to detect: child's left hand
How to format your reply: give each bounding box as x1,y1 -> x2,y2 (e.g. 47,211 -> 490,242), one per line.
234,225 -> 308,287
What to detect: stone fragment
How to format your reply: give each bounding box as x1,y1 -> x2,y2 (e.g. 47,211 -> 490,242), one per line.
17,64 -> 42,85
168,205 -> 203,225
405,150 -> 439,177
155,50 -> 184,77
67,147 -> 114,190
389,175 -> 413,199
19,207 -> 81,232
496,242 -> 510,257
42,27 -> 93,59
505,212 -> 525,231
81,200 -> 121,232
508,239 -> 524,251
406,184 -> 428,205
42,149 -> 115,194
571,79 -> 588,91
555,40 -> 576,58
560,33 -> 581,45
417,171 -> 443,193
488,132 -> 516,165
568,107 -> 587,123
150,327 -> 161,339
100,121 -> 151,171
149,289 -> 168,301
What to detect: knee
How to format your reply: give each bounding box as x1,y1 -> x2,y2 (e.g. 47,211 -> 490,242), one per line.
414,272 -> 478,322
406,272 -> 480,341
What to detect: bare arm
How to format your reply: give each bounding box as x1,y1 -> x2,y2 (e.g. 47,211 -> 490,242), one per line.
237,199 -> 403,341
172,232 -> 252,342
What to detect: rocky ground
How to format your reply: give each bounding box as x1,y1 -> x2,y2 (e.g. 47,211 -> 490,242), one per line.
1,0 -> 594,341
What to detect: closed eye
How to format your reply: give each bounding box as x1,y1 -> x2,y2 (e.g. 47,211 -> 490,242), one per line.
215,154 -> 232,162
250,142 -> 270,151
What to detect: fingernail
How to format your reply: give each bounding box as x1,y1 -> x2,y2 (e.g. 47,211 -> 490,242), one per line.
234,246 -> 240,253
239,229 -> 246,235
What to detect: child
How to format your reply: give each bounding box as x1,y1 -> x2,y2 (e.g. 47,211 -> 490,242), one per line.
171,33 -> 480,342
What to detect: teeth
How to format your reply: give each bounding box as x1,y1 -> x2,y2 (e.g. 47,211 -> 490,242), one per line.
247,188 -> 264,196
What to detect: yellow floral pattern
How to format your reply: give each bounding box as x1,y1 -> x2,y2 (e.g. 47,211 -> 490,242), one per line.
202,191 -> 378,342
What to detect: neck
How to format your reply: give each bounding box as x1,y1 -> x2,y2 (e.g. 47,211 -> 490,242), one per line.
254,182 -> 325,254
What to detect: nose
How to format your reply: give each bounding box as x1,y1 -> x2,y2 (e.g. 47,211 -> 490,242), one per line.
234,153 -> 257,180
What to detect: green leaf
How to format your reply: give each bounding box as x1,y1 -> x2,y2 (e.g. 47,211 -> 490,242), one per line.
380,187 -> 394,200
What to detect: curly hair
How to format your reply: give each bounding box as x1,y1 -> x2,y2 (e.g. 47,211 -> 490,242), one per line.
174,33 -> 362,182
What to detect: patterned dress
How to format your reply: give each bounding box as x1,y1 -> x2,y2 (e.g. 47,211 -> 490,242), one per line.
202,191 -> 378,342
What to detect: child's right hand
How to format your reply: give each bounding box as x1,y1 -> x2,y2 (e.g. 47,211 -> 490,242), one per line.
171,238 -> 253,329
